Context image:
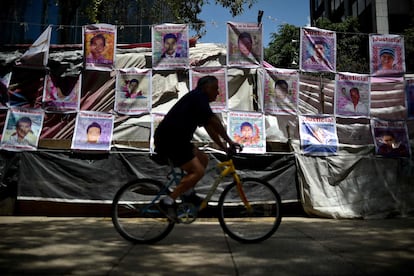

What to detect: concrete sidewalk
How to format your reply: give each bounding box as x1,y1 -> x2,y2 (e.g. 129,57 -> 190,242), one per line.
1,216 -> 414,275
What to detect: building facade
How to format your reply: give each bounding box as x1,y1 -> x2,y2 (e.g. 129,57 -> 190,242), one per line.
0,0 -> 175,45
310,0 -> 413,34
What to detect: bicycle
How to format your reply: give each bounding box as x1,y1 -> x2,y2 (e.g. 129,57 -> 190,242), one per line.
111,147 -> 282,244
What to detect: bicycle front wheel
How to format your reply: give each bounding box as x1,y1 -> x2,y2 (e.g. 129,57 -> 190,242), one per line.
111,179 -> 174,244
218,178 -> 282,243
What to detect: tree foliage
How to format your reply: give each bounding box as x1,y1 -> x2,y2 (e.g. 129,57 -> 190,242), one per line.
265,17 -> 369,73
83,0 -> 256,36
265,24 -> 300,68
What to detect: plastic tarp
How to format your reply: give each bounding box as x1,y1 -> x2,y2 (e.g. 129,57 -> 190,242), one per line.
14,150 -> 298,204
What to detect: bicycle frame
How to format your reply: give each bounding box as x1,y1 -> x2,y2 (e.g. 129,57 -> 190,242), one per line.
143,157 -> 253,218
198,158 -> 252,213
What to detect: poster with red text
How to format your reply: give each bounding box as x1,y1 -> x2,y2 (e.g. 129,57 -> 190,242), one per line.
369,34 -> 405,76
71,111 -> 114,151
42,74 -> 81,112
299,115 -> 338,155
228,111 -> 265,154
83,24 -> 116,71
190,67 -> 227,113
0,108 -> 44,151
227,22 -> 263,67
300,27 -> 336,73
115,68 -> 152,115
152,24 -> 189,69
263,68 -> 299,115
335,72 -> 370,117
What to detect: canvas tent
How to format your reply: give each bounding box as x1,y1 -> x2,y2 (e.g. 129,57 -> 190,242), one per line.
0,42 -> 413,218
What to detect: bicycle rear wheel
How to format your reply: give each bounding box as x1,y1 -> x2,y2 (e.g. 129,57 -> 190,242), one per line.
218,178 -> 282,243
111,179 -> 174,244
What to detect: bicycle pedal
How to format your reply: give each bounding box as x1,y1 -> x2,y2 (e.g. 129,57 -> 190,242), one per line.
177,203 -> 198,224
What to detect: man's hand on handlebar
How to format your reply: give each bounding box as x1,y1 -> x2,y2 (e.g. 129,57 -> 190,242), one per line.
226,142 -> 243,156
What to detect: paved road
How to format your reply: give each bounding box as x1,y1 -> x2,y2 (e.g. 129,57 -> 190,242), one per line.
1,216 -> 414,275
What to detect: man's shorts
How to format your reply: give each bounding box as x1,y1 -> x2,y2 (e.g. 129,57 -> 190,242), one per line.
154,139 -> 195,167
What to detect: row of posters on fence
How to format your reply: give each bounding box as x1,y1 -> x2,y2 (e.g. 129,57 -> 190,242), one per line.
15,22 -> 406,76
1,108 -> 410,157
3,67 -> 414,118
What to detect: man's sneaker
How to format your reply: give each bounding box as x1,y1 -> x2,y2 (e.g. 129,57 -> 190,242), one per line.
181,192 -> 204,207
158,200 -> 178,222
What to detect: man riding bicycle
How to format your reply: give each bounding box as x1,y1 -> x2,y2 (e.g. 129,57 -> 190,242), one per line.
153,75 -> 240,221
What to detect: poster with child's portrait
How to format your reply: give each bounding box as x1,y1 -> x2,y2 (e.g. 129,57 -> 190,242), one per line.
152,24 -> 189,69
264,68 -> 298,115
190,68 -> 227,113
71,111 -> 114,151
335,72 -> 370,117
300,27 -> 336,73
42,74 -> 81,112
369,34 -> 405,76
115,68 -> 152,115
371,118 -> 410,158
227,22 -> 262,67
228,111 -> 265,154
83,24 -> 116,71
0,108 -> 44,151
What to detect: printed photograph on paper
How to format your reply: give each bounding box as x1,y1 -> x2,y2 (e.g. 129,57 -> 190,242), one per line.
300,27 -> 336,73
227,22 -> 263,67
299,115 -> 338,155
190,68 -> 227,113
42,74 -> 81,112
152,24 -> 189,69
71,111 -> 114,151
0,108 -> 44,151
228,111 -> 265,154
263,68 -> 299,115
371,118 -> 410,158
83,24 -> 116,71
406,78 -> 414,118
369,34 -> 405,76
115,68 -> 151,115
335,72 -> 370,117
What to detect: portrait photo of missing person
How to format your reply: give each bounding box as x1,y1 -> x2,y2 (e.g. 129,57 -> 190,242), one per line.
1,111 -> 44,150
342,87 -> 369,114
378,47 -> 396,71
161,33 -> 181,58
376,130 -> 409,157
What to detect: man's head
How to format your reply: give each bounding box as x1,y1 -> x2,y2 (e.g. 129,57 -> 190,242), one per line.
275,79 -> 289,99
163,33 -> 178,56
314,40 -> 325,59
238,32 -> 253,56
86,122 -> 102,143
380,48 -> 395,70
15,117 -> 32,139
349,87 -> 360,105
197,75 -> 219,102
240,122 -> 253,138
381,131 -> 396,146
128,79 -> 139,92
90,34 -> 106,58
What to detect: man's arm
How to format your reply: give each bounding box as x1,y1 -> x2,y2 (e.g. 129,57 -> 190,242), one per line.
204,115 -> 234,151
